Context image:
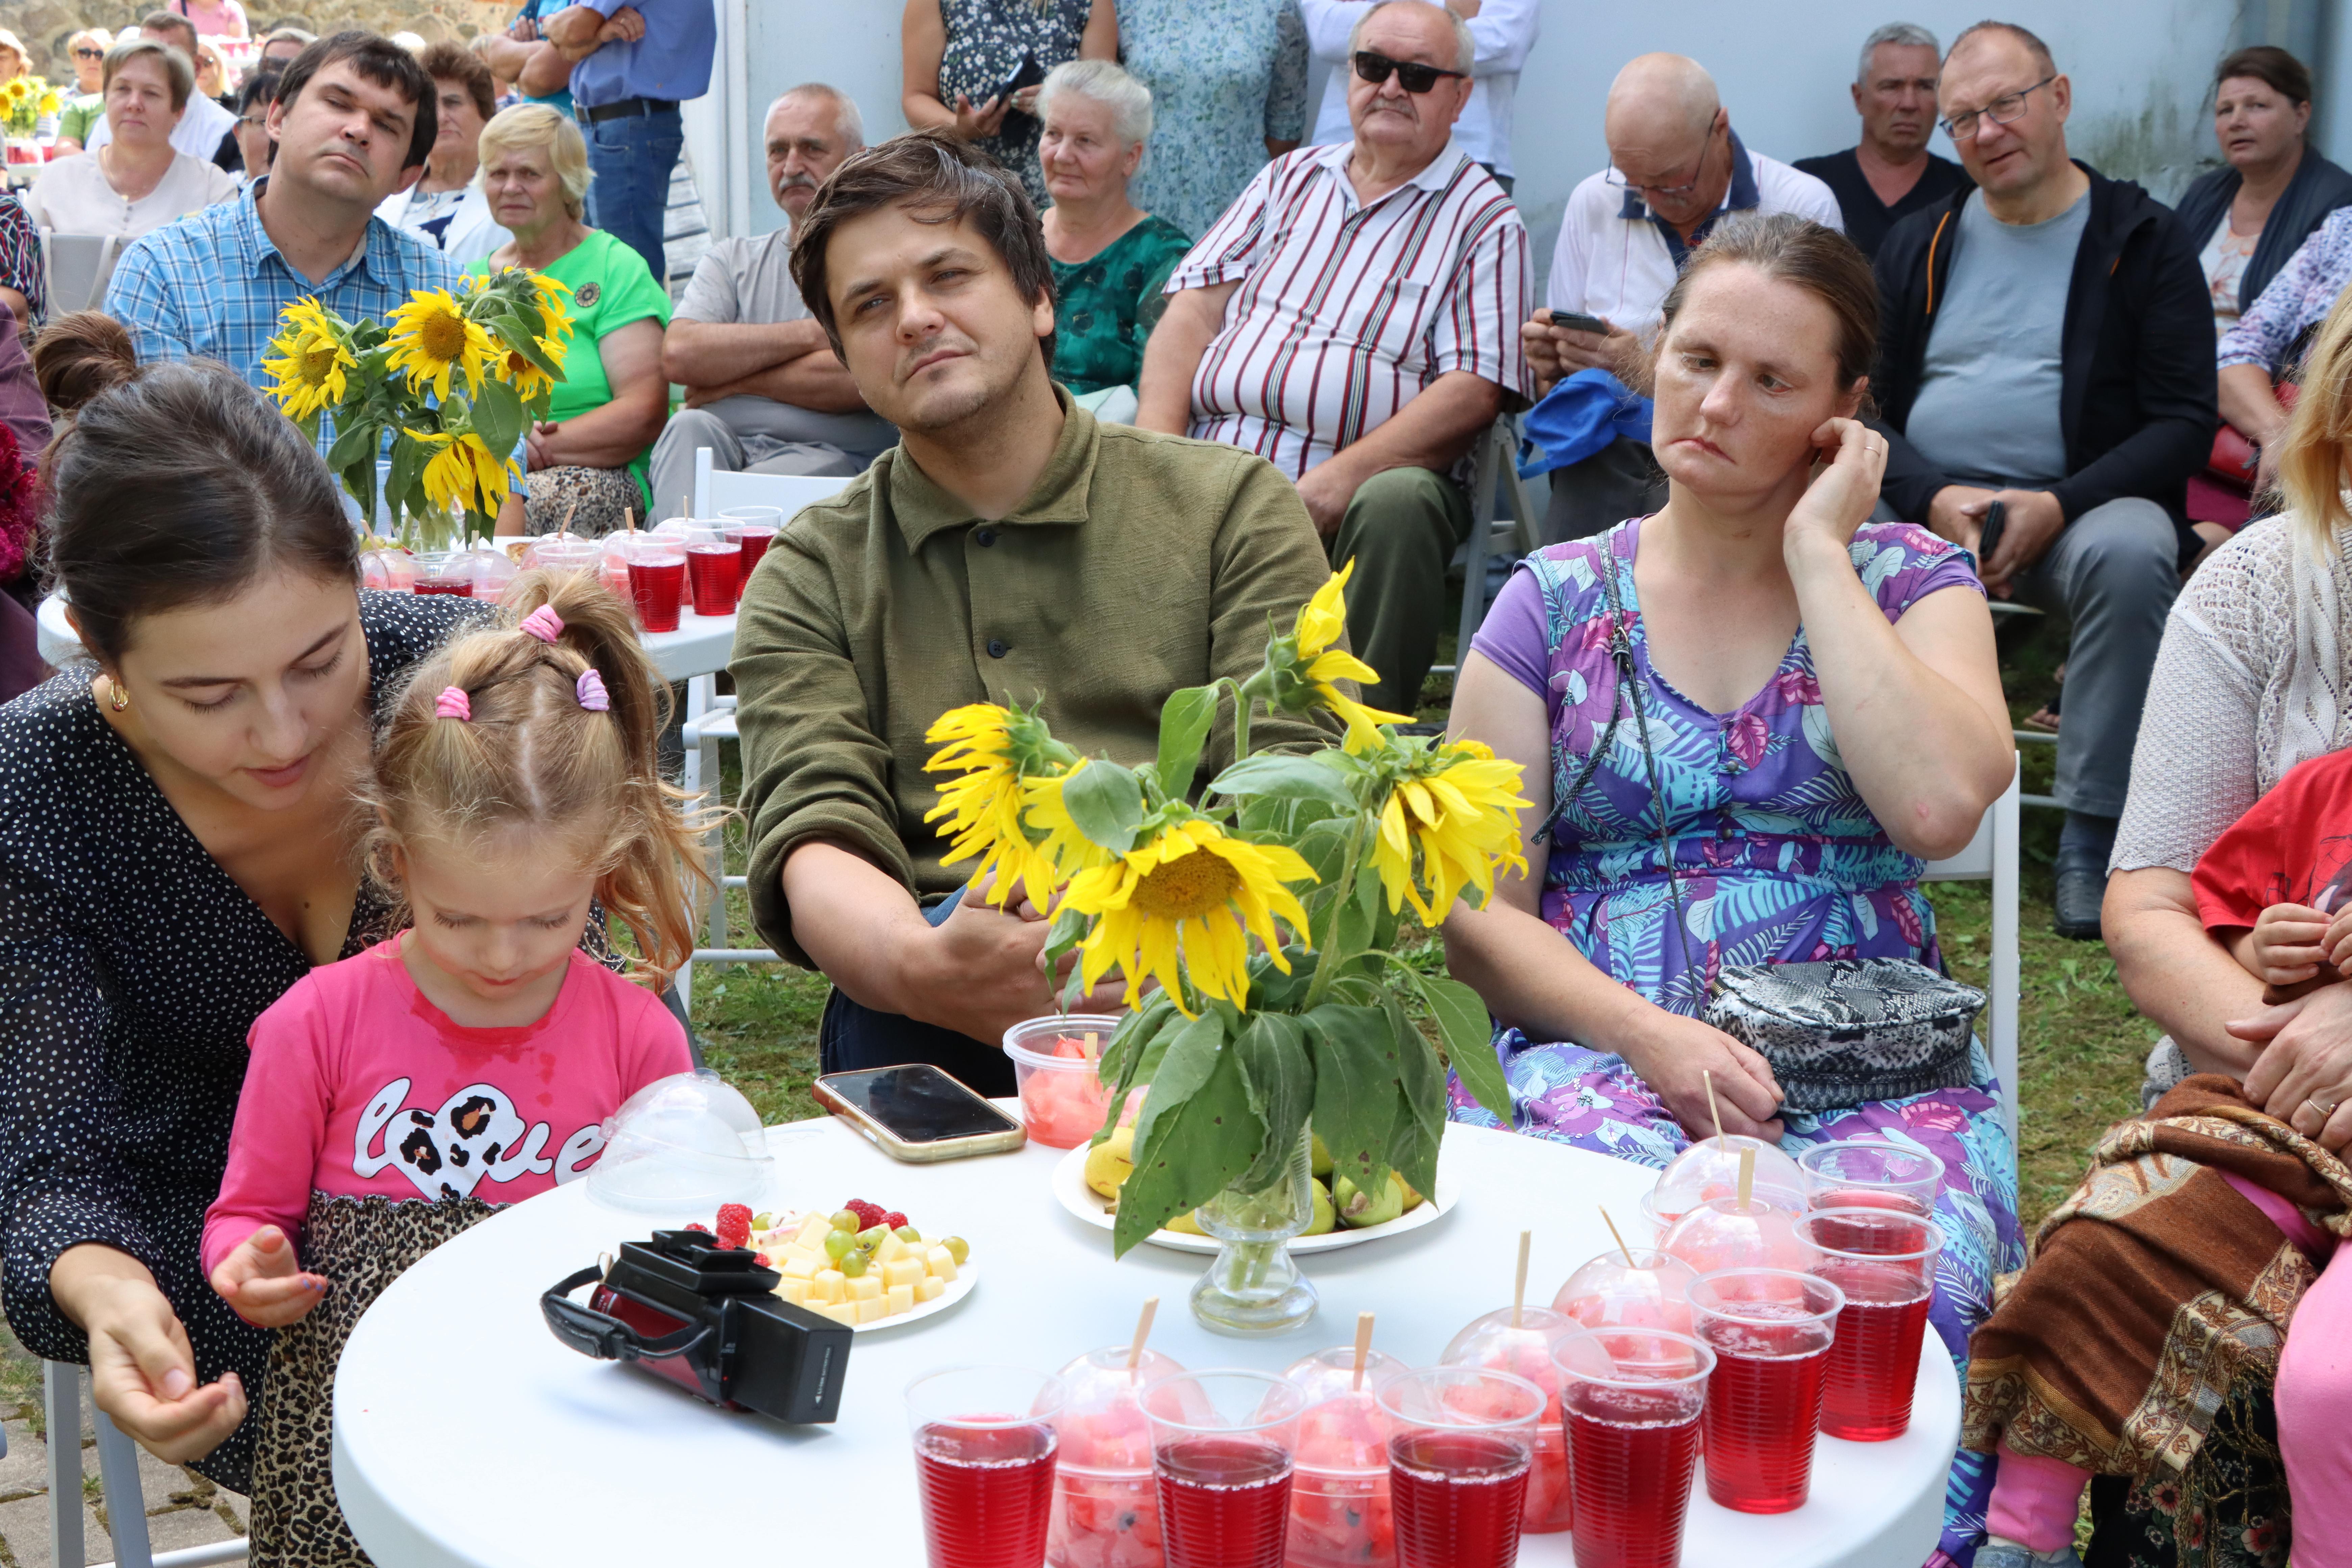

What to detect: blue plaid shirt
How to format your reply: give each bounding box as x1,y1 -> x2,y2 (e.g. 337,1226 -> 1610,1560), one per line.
105,180 -> 524,492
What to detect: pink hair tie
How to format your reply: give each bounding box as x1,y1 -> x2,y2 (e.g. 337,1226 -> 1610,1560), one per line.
575,669 -> 610,713
433,686 -> 471,721
519,605 -> 565,644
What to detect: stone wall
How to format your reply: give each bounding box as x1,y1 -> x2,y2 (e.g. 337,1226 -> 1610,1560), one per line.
0,0 -> 518,78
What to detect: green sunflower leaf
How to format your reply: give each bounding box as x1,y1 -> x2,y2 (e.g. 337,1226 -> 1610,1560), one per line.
1301,1003 -> 1401,1196
1153,684 -> 1218,802
1063,759 -> 1146,854
1207,754 -> 1355,808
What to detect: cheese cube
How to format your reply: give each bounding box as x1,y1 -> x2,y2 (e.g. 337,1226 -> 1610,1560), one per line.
846,1275 -> 882,1302
914,1277 -> 946,1303
887,1283 -> 915,1316
774,1277 -> 811,1306
779,1252 -> 820,1281
881,1256 -> 926,1290
852,1295 -> 887,1324
925,1245 -> 960,1283
815,1300 -> 860,1327
874,1232 -> 909,1266
812,1269 -> 846,1304
793,1215 -> 833,1249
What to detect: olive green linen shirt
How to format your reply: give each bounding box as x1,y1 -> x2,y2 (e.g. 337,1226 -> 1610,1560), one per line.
732,395 -> 1339,968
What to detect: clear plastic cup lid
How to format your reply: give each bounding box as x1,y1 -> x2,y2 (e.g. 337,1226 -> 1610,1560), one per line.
1053,1346 -> 1185,1471
1653,1135 -> 1805,1215
1440,1306 -> 1576,1396
587,1070 -> 774,1213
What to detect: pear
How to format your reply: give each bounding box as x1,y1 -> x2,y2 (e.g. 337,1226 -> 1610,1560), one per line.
1166,1208 -> 1209,1235
1310,1132 -> 1333,1178
1334,1170 -> 1408,1229
1083,1128 -> 1136,1199
1400,1175 -> 1427,1212
1304,1180 -> 1337,1235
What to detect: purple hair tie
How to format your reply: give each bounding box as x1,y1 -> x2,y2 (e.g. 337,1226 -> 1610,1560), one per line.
519,605 -> 565,644
575,669 -> 610,713
433,686 -> 471,721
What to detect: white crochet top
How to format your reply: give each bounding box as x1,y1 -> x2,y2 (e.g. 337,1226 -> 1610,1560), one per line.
2114,514 -> 2352,873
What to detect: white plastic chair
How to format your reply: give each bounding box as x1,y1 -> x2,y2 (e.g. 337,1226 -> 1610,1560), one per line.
40,230 -> 122,315
41,1361 -> 249,1568
1430,417 -> 1540,679
673,455 -> 852,1008
1918,757 -> 2024,1165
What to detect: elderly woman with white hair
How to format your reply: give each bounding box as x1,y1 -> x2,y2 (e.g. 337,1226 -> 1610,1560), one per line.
466,103 -> 671,536
1037,59 -> 1191,401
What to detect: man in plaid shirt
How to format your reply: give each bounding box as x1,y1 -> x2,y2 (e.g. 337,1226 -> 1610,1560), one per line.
106,32 -> 525,532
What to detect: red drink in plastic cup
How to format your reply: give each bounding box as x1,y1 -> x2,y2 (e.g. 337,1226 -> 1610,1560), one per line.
684,525 -> 741,617
1552,1328 -> 1713,1568
721,510 -> 782,584
1689,1270 -> 1843,1514
413,581 -> 470,596
1389,1430 -> 1531,1568
1795,1209 -> 1944,1442
625,537 -> 686,632
1155,1438 -> 1291,1568
907,1368 -> 1065,1568
1797,1141 -> 1945,1220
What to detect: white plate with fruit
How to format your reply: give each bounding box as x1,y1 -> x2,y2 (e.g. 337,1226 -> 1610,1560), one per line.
702,1200 -> 976,1332
1051,1133 -> 1459,1254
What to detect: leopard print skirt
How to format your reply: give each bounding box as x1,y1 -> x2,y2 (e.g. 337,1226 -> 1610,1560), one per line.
245,1191 -> 504,1568
522,465 -> 643,537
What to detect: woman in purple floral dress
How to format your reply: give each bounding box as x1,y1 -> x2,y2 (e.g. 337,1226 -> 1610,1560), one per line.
1448,215 -> 2022,1566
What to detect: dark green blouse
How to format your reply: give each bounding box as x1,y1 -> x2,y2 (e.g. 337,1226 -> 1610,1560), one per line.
1048,214 -> 1193,397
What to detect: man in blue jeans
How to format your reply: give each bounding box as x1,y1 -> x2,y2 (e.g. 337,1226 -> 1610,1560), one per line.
542,0 -> 714,284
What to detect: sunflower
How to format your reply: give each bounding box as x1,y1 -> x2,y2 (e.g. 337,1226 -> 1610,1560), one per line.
1019,765 -> 1118,882
1292,562 -> 1416,750
923,703 -> 1074,909
260,298 -> 356,420
495,344 -> 555,402
385,288 -> 499,400
1061,816 -> 1317,1012
529,272 -> 575,349
1367,738 -> 1532,923
407,428 -> 516,518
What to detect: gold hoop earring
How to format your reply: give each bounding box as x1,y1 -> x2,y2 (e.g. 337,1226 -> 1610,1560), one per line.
107,679 -> 129,713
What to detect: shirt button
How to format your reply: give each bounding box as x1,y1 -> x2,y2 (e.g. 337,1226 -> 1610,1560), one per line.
975,527 -> 997,547
986,638 -> 1009,659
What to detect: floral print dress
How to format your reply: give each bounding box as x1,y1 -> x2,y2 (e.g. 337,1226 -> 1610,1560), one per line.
937,0 -> 1093,207
1446,517 -> 2025,1566
1118,0 -> 1308,243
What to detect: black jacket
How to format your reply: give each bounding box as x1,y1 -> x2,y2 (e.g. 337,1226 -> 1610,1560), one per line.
1870,163 -> 2217,545
2174,149 -> 2352,315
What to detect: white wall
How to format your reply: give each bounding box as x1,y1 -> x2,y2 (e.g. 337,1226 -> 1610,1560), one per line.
715,0 -> 2236,275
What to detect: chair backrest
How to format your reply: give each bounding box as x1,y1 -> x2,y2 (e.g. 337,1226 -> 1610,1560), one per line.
1919,759 -> 2023,1162
690,453 -> 851,522
41,229 -> 121,315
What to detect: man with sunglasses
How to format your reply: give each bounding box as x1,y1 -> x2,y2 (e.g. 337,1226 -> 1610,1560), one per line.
1299,0 -> 1538,192
1524,52 -> 1840,541
1871,21 -> 2213,943
1137,0 -> 1533,718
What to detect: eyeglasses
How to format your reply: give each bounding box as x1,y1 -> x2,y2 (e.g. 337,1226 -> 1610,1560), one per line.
1352,50 -> 1467,95
1939,75 -> 2056,141
72,47 -> 104,59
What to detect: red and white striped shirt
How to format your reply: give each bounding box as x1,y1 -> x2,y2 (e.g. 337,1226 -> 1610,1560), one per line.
1169,139 -> 1535,480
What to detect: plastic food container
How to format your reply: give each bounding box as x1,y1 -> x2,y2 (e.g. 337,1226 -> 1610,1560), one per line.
587,1070 -> 774,1212
1649,1135 -> 1806,1227
1659,1194 -> 1806,1275
1440,1306 -> 1577,1535
1551,1247 -> 1699,1334
1047,1345 -> 1185,1568
1003,1014 -> 1123,1149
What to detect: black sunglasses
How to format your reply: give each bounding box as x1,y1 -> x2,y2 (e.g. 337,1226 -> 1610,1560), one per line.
72,46 -> 103,58
1352,50 -> 1467,95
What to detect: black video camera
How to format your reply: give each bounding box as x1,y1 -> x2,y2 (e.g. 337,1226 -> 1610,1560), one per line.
541,1229 -> 852,1423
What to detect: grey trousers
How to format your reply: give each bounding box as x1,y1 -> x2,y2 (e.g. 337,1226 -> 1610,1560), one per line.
646,396 -> 896,519
2009,496 -> 2181,818
1538,436 -> 1668,545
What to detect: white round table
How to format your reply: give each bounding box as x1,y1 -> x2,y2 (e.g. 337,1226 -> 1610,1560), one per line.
334,1117 -> 1955,1566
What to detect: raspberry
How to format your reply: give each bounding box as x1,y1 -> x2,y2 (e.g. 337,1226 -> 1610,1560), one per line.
715,1203 -> 753,1250
684,1222 -> 711,1234
752,1251 -> 771,1267
884,1212 -> 909,1230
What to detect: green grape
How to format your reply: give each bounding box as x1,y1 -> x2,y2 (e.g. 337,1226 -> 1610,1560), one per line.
895,1225 -> 923,1244
829,1210 -> 861,1232
838,1250 -> 868,1278
857,1225 -> 889,1250
751,1212 -> 774,1232
941,1236 -> 970,1265
823,1229 -> 856,1261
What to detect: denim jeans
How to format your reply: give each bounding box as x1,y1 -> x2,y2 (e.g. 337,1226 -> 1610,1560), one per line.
584,105 -> 682,286
815,888 -> 1017,1098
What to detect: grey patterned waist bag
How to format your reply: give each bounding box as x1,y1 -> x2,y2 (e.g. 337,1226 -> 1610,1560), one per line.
1580,550 -> 1983,1113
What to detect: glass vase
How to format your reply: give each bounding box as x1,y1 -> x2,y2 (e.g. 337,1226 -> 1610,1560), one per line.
1190,1125 -> 1318,1337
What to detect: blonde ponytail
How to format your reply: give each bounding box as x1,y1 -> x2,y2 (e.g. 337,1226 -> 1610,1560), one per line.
2275,284 -> 2352,555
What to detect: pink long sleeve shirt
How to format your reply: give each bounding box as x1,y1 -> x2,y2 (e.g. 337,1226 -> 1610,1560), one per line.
202,938 -> 692,1277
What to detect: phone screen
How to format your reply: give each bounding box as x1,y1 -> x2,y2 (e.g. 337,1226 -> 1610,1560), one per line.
822,1065 -> 1021,1144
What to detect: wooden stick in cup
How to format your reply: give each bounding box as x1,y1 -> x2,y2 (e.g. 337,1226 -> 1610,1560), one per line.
1704,1069 -> 1727,1153
1600,1206 -> 1635,1268
623,508 -> 635,532
1352,1310 -> 1375,1392
1126,1296 -> 1159,1373
1737,1145 -> 1756,1210
561,499 -> 578,536
1511,1229 -> 1531,1329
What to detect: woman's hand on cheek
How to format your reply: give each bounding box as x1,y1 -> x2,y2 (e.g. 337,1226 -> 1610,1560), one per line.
1783,416 -> 1886,560
1616,1008 -> 1785,1144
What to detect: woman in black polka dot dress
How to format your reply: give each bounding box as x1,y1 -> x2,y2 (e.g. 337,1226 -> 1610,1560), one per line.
0,338 -> 496,1492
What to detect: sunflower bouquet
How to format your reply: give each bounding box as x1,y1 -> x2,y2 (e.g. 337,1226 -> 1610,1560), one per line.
261,269 -> 572,548
2,77 -> 61,138
924,564 -> 1529,1260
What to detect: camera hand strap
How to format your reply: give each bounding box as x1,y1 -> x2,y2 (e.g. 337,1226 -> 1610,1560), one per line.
541,1265 -> 717,1364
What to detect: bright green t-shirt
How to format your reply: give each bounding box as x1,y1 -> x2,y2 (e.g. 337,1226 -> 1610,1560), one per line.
468,226 -> 672,506
57,95 -> 102,148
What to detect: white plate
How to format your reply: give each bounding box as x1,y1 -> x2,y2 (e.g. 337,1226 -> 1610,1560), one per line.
848,1261 -> 977,1333
1051,1144 -> 1459,1254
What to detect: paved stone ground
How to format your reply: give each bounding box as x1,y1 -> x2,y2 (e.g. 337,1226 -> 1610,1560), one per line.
0,1326 -> 248,1567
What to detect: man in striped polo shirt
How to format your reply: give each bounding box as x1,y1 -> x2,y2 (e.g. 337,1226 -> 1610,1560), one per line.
1136,0 -> 1533,717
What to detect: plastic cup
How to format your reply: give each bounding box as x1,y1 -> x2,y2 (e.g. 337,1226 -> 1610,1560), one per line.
1141,1370 -> 1306,1568
527,533 -> 604,579
1378,1366 -> 1544,1568
1797,1141 -> 1946,1218
1688,1268 -> 1844,1514
1552,1247 -> 1698,1335
1659,1193 -> 1807,1275
624,535 -> 686,632
1795,1208 -> 1944,1441
359,547 -> 416,592
1652,1135 -> 1805,1220
906,1365 -> 1066,1568
1550,1328 -> 1714,1568
683,522 -> 742,617
412,550 -> 475,597
1287,1384 -> 1399,1568
468,544 -> 518,603
1003,1014 -> 1122,1148
719,505 -> 785,579
1048,1346 -> 1185,1568
1439,1306 -> 1575,1535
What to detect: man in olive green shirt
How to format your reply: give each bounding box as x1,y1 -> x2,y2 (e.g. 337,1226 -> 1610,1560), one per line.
731,130 -> 1335,1094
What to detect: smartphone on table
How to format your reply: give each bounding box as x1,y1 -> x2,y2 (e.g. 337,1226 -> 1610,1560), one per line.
813,1065 -> 1026,1162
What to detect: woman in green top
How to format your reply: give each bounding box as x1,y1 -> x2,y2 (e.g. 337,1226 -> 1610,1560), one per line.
1037,60 -> 1192,400
466,103 -> 670,536
55,29 -> 112,153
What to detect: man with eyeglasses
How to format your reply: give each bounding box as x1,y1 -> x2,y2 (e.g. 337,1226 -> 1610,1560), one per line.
1523,52 -> 1840,542
1871,21 -> 2213,944
1793,22 -> 1965,259
1138,0 -> 1533,718
1299,0 -> 1539,193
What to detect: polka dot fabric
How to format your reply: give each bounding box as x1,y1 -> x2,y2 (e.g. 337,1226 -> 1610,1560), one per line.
0,589 -> 484,1493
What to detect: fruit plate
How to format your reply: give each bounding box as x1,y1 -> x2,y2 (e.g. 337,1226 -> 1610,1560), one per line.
850,1264 -> 977,1333
1050,1145 -> 1460,1255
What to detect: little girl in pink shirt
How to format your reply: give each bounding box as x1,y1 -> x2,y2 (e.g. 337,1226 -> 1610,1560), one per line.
202,575 -> 708,1567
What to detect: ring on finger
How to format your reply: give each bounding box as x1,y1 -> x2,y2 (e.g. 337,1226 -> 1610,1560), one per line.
2310,1094 -> 2341,1120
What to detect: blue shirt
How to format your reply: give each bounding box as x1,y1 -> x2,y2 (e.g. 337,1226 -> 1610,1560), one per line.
568,0 -> 715,111
514,0 -> 575,117
105,181 -> 524,492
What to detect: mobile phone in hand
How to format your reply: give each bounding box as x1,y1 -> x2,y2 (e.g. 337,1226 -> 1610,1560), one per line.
1975,500 -> 2006,574
1550,310 -> 1610,336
